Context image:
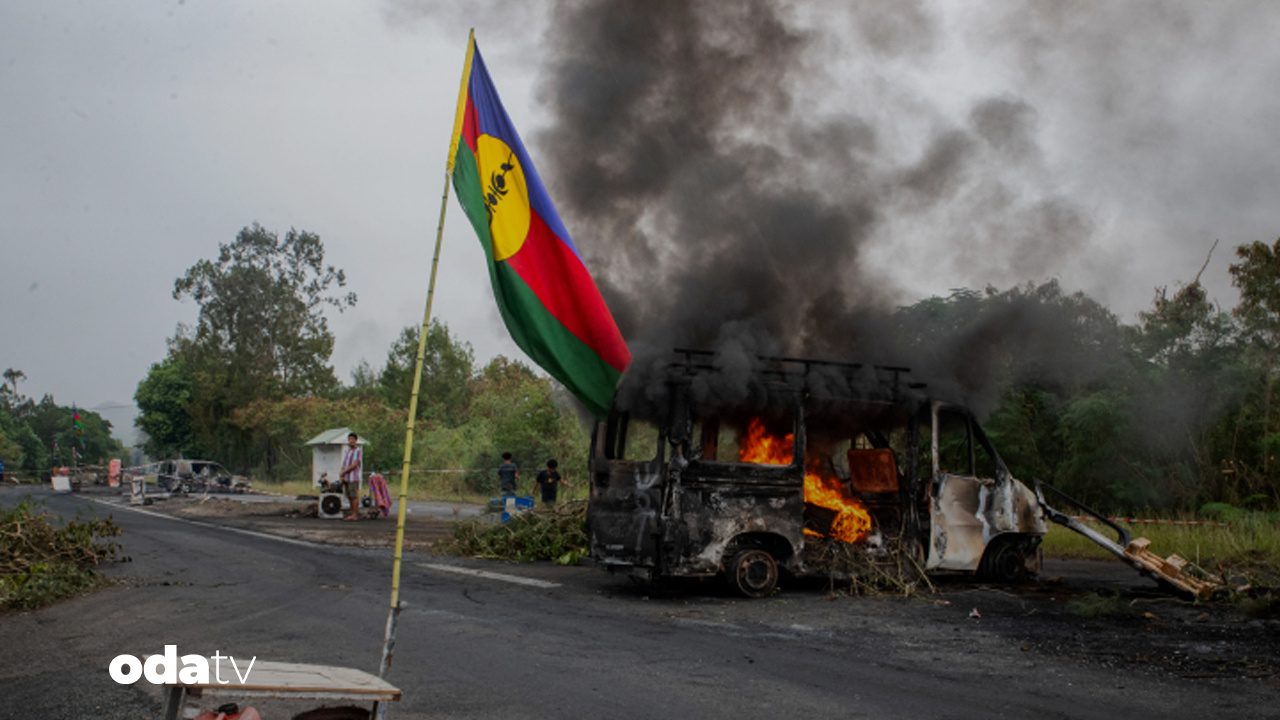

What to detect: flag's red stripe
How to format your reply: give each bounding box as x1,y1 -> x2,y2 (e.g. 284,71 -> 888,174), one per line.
505,212 -> 630,373
462,93 -> 479,153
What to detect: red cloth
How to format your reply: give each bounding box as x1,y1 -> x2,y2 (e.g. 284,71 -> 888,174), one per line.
368,473 -> 392,517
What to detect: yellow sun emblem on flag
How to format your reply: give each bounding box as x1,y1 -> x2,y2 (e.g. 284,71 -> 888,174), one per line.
476,134 -> 530,262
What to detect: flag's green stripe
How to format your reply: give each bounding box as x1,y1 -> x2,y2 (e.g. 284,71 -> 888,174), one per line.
452,141 -> 495,265
452,140 -> 620,417
492,262 -> 622,417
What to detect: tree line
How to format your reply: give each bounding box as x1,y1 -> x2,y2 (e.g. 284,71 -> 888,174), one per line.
10,222 -> 1278,514
893,240 -> 1280,515
133,224 -> 586,492
0,369 -> 125,477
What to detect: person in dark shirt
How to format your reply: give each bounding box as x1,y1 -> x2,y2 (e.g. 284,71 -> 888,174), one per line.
497,452 -> 519,496
534,459 -> 574,506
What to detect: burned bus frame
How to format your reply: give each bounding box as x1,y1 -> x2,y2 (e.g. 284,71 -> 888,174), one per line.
587,350 -> 1048,597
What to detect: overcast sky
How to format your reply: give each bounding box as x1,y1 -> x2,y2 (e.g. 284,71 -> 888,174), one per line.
3,1 -> 1279,442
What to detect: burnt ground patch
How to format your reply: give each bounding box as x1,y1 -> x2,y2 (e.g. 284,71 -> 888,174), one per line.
923,563 -> 1280,683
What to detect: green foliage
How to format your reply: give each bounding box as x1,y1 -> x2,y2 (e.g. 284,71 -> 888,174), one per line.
0,405 -> 46,476
1138,281 -> 1235,367
1230,239 -> 1280,342
1224,239 -> 1280,502
211,312 -> 590,495
894,281 -> 1128,406
165,224 -> 355,469
982,386 -> 1057,482
1,373 -> 116,475
440,500 -> 588,564
173,224 -> 356,398
379,321 -> 475,423
459,357 -> 590,492
0,562 -> 103,612
1043,516 -> 1280,582
1200,502 -> 1246,522
232,396 -> 405,482
0,499 -> 125,611
2,369 -> 26,396
1056,390 -> 1138,506
893,266 -> 1280,514
339,360 -> 381,401
16,398 -> 125,468
134,232 -> 1280,517
134,356 -> 197,458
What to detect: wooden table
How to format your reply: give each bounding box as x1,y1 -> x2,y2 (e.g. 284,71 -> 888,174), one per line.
160,660 -> 401,720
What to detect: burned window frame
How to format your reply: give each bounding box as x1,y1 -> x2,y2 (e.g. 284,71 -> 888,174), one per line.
928,402 -> 1009,484
600,410 -> 665,463
673,393 -> 807,485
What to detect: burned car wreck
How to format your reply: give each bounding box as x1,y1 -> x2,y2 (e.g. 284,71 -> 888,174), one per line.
154,459 -> 251,494
587,350 -> 1215,598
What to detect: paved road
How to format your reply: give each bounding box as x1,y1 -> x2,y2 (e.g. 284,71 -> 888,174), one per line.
0,486 -> 1270,720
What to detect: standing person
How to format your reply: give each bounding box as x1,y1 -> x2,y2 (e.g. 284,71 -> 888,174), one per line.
497,452 -> 519,497
340,432 -> 363,520
534,459 -> 573,506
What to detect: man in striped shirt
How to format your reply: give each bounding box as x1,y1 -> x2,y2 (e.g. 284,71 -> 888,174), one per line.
340,432 -> 363,520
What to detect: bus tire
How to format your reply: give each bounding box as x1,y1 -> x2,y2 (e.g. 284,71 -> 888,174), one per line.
730,549 -> 778,598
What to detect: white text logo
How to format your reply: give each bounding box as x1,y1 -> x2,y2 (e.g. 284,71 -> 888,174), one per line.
109,646 -> 256,685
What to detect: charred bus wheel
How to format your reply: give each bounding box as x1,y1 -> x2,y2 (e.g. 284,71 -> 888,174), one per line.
978,535 -> 1042,584
729,549 -> 779,598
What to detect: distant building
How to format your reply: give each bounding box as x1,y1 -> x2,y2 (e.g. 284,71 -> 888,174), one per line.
305,428 -> 368,488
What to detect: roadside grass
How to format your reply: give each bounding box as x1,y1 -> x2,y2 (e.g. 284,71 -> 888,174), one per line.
1041,514 -> 1280,583
0,499 -> 126,612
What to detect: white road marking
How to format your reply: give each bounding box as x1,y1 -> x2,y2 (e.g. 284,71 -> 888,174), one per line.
99,500 -> 562,588
95,499 -> 319,549
418,563 -> 560,588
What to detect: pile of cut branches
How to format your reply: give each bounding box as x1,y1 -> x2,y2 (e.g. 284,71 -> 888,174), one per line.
0,499 -> 126,611
803,536 -> 933,598
440,499 -> 588,565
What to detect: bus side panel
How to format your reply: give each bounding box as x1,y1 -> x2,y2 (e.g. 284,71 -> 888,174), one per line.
588,459 -> 665,568
665,481 -> 805,576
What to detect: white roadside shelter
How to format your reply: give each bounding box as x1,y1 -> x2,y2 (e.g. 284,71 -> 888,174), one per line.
306,427 -> 367,488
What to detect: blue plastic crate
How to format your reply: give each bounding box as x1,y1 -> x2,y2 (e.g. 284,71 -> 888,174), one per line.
500,495 -> 534,522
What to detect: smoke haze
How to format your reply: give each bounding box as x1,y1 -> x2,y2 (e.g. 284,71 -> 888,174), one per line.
527,1 -> 1103,409
384,0 -> 1280,413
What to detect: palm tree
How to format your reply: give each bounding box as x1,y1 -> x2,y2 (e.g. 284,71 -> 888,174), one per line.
2,368 -> 25,396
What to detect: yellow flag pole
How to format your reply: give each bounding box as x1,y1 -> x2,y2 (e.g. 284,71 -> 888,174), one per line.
379,28 -> 476,682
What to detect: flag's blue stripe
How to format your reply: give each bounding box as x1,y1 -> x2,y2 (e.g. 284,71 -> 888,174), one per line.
466,46 -> 582,263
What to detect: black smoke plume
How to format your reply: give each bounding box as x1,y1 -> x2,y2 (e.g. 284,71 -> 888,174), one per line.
532,1 -> 1096,415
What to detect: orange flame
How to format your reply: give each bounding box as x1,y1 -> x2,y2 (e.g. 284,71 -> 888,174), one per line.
737,418 -> 872,543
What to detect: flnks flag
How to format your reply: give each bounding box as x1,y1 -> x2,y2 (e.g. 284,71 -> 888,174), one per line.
448,37 -> 630,417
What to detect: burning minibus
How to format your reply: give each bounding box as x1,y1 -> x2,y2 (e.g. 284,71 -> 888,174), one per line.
587,350 -> 1048,597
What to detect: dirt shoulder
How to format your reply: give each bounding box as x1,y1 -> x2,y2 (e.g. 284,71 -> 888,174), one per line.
114,489 -> 466,552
